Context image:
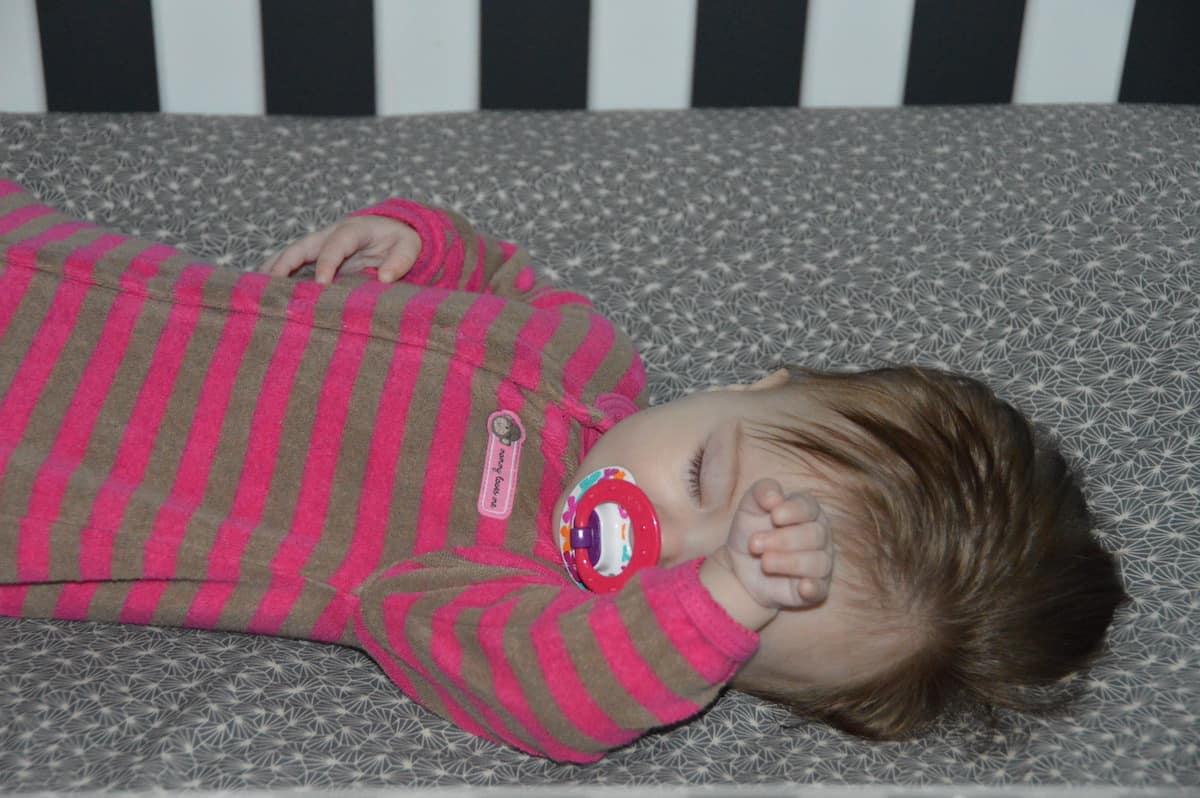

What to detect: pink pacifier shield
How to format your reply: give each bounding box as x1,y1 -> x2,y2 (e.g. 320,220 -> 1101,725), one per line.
558,466 -> 661,592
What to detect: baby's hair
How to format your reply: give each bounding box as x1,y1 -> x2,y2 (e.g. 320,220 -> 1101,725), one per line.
736,364 -> 1128,740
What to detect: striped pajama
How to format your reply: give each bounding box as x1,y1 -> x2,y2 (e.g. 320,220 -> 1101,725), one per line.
0,180 -> 759,762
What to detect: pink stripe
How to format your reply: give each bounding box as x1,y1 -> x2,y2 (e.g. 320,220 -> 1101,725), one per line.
0,179 -> 26,197
5,235 -> 126,581
472,308 -> 561,545
463,235 -> 487,292
412,295 -> 507,555
308,289 -> 448,640
249,280 -> 385,635
0,220 -> 91,343
53,581 -> 101,621
613,353 -> 647,406
124,275 -> 269,622
476,596 -> 587,761
530,290 -> 593,310
0,585 -> 29,616
356,590 -> 500,745
588,601 -> 701,724
76,265 -> 213,583
533,407 -> 575,565
352,201 -> 464,287
561,312 -> 616,403
185,581 -> 236,628
0,203 -> 55,237
424,208 -> 466,289
307,593 -> 356,644
428,581 -> 531,749
470,378 -> 525,549
120,580 -> 170,625
644,564 -> 758,683
184,280 -> 322,628
18,275 -> 146,587
529,591 -> 633,748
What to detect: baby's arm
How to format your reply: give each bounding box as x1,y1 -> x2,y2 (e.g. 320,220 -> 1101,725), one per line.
700,479 -> 835,631
261,199 -> 590,307
356,550 -> 758,764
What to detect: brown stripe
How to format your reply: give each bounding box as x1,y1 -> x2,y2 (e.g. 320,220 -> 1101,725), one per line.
378,313 -> 453,566
444,380 -> 497,549
86,581 -> 137,625
209,578 -> 270,633
216,291 -> 344,630
149,580 -> 203,627
107,267 -> 227,582
503,393 -> 559,556
588,329 -> 638,406
504,588 -> 609,754
0,227 -> 109,583
453,603 -> 539,753
443,295 -> 527,546
543,307 -> 593,398
0,206 -> 72,250
36,241 -> 150,581
356,578 -> 453,724
276,582 -> 341,640
59,253 -> 190,584
442,208 -> 485,290
13,583 -> 67,619
622,586 -> 718,703
293,329 -> 392,603
0,189 -> 41,218
403,588 -> 490,736
171,279 -> 287,592
563,598 -> 661,735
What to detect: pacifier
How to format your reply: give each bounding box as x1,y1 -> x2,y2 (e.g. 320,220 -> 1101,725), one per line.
558,466 -> 661,593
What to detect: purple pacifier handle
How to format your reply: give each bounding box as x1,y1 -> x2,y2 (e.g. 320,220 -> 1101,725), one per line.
569,510 -> 601,564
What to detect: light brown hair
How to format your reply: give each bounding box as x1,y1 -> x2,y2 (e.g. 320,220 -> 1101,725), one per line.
738,364 -> 1127,740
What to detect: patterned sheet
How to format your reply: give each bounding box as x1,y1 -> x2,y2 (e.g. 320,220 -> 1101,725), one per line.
0,106 -> 1196,792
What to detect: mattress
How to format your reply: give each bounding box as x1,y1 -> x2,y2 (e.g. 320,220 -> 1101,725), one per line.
0,105 -> 1196,792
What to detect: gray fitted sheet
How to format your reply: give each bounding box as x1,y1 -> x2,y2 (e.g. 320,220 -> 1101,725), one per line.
0,106 -> 1197,792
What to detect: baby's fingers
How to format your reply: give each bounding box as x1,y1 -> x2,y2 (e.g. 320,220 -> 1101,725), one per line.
376,231 -> 422,283
260,229 -> 328,277
750,520 -> 829,557
768,491 -> 822,527
760,547 -> 834,580
313,226 -> 372,285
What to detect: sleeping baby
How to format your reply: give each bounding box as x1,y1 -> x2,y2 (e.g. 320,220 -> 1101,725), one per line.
0,180 -> 1126,762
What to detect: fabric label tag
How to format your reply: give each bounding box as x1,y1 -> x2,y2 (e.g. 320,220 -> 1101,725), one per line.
478,410 -> 525,519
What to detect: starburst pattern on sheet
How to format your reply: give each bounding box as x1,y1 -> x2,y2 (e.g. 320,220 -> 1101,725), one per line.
0,105 -> 1198,790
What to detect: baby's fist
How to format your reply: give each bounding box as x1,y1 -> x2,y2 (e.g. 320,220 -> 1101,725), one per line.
724,478 -> 834,609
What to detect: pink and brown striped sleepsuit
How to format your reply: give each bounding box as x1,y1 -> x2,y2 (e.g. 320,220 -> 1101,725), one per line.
0,180 -> 759,762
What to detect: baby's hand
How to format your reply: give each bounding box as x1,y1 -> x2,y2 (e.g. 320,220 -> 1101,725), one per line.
724,478 -> 834,609
259,215 -> 421,285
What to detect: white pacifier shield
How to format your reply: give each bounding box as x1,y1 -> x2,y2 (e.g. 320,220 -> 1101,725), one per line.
558,466 -> 637,587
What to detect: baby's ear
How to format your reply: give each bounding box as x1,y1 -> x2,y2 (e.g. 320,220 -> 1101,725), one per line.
702,368 -> 790,393
746,368 -> 791,392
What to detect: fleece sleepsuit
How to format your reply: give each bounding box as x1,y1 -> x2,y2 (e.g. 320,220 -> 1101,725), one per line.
0,180 -> 758,762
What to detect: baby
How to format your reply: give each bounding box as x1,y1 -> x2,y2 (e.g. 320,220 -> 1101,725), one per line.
262,211 -> 1130,740
0,181 -> 1126,762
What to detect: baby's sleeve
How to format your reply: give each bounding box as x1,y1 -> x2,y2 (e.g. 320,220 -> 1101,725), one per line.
354,550 -> 759,763
352,199 -> 590,310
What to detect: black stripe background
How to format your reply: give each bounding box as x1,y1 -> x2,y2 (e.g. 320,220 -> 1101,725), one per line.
1119,0 -> 1200,104
904,0 -> 1027,105
37,0 -> 160,113
261,0 -> 375,115
691,0 -> 808,107
480,0 -> 591,110
27,1 -> 1200,115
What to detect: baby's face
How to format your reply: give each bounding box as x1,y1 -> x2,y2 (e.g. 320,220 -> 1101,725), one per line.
559,371 -> 906,692
562,371 -> 796,571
